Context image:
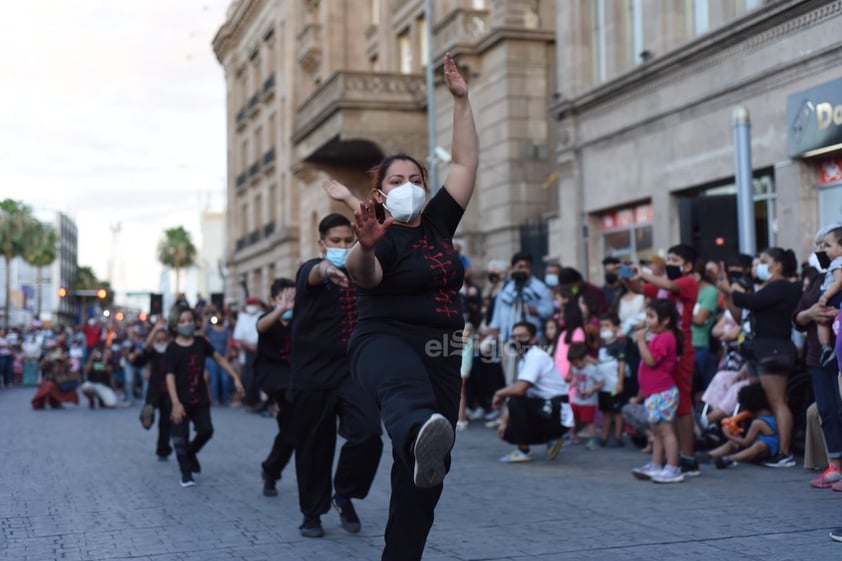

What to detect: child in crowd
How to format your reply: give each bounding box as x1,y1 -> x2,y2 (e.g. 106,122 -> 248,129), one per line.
705,383 -> 779,469
578,292 -> 603,354
554,300 -> 586,400
542,316 -> 559,356
597,313 -> 627,447
816,226 -> 842,366
631,298 -> 683,484
568,342 -> 604,449
140,318 -> 174,461
165,306 -> 244,487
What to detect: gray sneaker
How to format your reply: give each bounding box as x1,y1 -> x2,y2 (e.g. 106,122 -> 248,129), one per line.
652,465 -> 685,484
413,413 -> 454,488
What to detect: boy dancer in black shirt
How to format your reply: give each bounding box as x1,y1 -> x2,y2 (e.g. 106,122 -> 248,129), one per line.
291,214 -> 383,537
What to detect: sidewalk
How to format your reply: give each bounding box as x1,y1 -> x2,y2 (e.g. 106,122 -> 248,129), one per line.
0,386 -> 839,560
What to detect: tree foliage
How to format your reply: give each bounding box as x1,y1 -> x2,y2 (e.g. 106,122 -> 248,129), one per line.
157,226 -> 197,295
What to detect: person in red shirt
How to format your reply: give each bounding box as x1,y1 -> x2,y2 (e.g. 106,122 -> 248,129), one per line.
624,244 -> 700,476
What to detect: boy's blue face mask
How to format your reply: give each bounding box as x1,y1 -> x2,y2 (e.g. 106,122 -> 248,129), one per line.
325,247 -> 350,268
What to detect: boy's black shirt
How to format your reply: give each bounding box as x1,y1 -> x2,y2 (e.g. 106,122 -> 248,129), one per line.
162,337 -> 214,406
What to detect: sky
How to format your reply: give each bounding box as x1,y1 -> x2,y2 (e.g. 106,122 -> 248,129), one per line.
0,1 -> 231,300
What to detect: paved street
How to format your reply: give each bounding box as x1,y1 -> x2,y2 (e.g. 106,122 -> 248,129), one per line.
1,386 -> 840,561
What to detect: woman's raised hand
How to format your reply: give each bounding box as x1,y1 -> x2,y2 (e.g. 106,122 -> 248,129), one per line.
322,178 -> 353,203
443,52 -> 467,98
353,201 -> 393,249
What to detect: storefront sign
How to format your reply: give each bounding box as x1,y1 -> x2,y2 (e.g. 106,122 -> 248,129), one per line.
787,76 -> 842,158
600,203 -> 652,231
820,157 -> 842,186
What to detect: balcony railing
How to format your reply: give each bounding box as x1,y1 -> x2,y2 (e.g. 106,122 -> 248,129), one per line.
262,74 -> 276,101
433,9 -> 490,58
248,229 -> 260,245
262,147 -> 276,170
235,237 -> 246,251
236,172 -> 247,188
236,107 -> 248,130
247,93 -> 260,116
294,71 -> 425,142
263,221 -> 275,239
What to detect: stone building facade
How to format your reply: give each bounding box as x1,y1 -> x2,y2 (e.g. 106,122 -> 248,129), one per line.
213,0 -> 558,300
214,0 -> 842,297
550,0 -> 842,280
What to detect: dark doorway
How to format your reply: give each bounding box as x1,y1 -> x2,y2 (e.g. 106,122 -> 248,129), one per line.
679,194 -> 739,263
520,220 -> 549,278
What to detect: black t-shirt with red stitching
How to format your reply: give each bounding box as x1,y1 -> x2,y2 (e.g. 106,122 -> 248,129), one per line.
355,186 -> 465,333
291,258 -> 359,390
162,337 -> 214,406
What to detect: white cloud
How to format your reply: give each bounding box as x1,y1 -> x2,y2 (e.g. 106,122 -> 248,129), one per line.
0,1 -> 230,300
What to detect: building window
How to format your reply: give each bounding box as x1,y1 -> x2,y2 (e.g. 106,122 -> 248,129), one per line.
398,30 -> 412,74
600,203 -> 654,261
418,17 -> 428,68
240,202 -> 248,237
691,0 -> 709,36
628,0 -> 644,66
592,0 -> 607,84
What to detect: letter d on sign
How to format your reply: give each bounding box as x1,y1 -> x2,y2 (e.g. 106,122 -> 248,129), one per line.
817,102 -> 833,129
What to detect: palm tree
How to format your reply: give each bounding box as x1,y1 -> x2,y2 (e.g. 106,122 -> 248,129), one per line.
22,222 -> 58,318
157,226 -> 197,297
0,199 -> 37,328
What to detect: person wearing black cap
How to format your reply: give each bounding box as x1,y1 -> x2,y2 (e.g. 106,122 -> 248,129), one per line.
291,213 -> 383,538
557,267 -> 610,316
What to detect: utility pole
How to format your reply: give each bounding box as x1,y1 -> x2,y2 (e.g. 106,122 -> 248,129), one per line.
424,0 -> 438,192
733,107 -> 756,255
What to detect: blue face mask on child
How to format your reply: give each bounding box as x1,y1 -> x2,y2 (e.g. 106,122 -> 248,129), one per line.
281,310 -> 293,321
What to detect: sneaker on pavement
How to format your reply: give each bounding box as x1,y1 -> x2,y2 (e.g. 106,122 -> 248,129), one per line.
679,455 -> 701,476
631,462 -> 662,481
830,528 -> 842,542
715,456 -> 737,469
831,479 -> 842,492
467,407 -> 486,421
262,470 -> 278,497
139,404 -> 155,430
585,437 -> 602,450
604,437 -> 625,448
180,475 -> 196,488
546,439 -> 564,461
499,449 -> 533,463
810,464 -> 842,488
652,465 -> 685,484
299,516 -> 324,538
455,420 -> 469,432
413,413 -> 454,488
332,494 -> 361,534
763,452 -> 796,468
484,409 -> 501,422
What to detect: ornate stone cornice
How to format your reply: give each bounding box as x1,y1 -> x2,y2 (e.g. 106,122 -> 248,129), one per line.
550,0 -> 842,121
212,0 -> 265,65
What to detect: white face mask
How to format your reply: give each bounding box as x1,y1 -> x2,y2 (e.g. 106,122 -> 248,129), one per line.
245,305 -> 258,315
153,343 -> 168,354
600,329 -> 615,341
379,182 -> 426,223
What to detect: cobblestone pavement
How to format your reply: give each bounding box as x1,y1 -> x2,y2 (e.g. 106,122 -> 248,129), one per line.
1,386 -> 840,560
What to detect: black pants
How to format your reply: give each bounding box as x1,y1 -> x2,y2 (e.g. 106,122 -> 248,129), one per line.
262,388 -> 295,481
242,350 -> 259,407
349,328 -> 461,561
294,376 -> 383,519
170,403 -> 213,477
502,395 -> 568,447
145,383 -> 172,458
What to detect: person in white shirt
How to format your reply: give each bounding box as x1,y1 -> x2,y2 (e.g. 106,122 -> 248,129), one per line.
492,321 -> 574,462
233,297 -> 261,408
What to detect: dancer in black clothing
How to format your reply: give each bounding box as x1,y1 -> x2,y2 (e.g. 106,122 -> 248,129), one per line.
292,214 -> 383,538
164,306 -> 244,487
341,52 -> 479,561
256,278 -> 296,497
139,318 -> 173,460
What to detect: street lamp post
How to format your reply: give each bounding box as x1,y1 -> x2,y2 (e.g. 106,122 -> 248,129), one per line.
733,106 -> 756,256
424,0 -> 439,192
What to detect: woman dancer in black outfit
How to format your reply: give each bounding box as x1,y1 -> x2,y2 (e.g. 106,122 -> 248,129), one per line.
342,52 -> 478,561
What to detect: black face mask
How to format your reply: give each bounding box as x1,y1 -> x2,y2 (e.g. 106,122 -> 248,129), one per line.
488,273 -> 501,284
815,251 -> 832,270
604,272 -> 619,285
665,265 -> 683,280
